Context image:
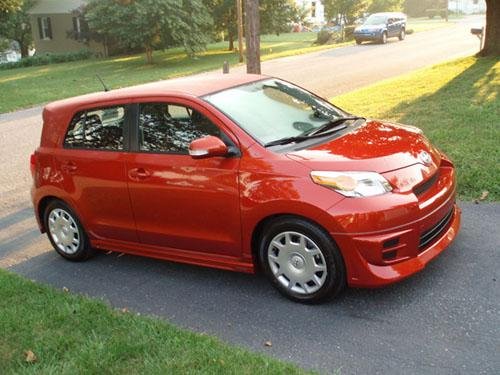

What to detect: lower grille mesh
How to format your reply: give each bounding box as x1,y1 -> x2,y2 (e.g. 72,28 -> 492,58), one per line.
419,208 -> 454,250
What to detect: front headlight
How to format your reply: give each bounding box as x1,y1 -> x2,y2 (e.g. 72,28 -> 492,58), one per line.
310,171 -> 392,197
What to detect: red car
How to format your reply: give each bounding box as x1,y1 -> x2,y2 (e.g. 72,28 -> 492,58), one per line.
30,74 -> 461,303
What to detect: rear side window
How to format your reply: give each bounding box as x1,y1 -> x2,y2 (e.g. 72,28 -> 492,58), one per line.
64,106 -> 125,150
138,103 -> 220,154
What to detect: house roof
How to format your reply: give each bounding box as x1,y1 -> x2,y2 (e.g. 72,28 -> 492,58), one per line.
28,0 -> 86,15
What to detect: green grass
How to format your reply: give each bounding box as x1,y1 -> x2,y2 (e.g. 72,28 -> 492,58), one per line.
0,32 -> 343,113
0,269 -> 310,374
407,16 -> 459,33
333,56 -> 500,201
0,18 -> 454,114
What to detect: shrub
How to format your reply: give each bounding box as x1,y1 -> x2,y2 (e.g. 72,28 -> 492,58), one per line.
315,30 -> 333,45
0,50 -> 93,70
344,25 -> 356,40
406,29 -> 415,35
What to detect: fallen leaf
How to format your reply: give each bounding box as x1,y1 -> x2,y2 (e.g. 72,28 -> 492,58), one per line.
62,287 -> 69,292
24,350 -> 37,363
117,253 -> 125,258
479,190 -> 489,201
264,340 -> 272,347
121,307 -> 129,313
105,250 -> 113,255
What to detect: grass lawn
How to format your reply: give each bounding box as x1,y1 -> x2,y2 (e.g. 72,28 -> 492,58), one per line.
333,56 -> 499,201
0,16 -> 455,114
407,16 -> 460,33
0,32 -> 344,113
0,269 -> 310,374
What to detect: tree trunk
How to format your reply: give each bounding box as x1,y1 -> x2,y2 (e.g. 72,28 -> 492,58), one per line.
228,29 -> 234,51
245,0 -> 261,74
145,46 -> 153,64
480,0 -> 500,56
19,42 -> 29,58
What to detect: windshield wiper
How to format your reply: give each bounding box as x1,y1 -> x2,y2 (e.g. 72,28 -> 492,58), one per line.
305,116 -> 365,136
264,121 -> 353,148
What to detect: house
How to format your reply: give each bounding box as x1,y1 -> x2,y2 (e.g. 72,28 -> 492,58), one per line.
448,0 -> 486,14
295,0 -> 326,26
28,0 -> 107,56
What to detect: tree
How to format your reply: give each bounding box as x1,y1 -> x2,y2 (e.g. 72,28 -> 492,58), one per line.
260,0 -> 299,35
0,0 -> 35,57
204,0 -> 237,50
0,0 -> 21,13
480,0 -> 500,56
323,0 -> 370,24
367,0 -> 403,13
245,0 -> 260,74
85,0 -> 212,63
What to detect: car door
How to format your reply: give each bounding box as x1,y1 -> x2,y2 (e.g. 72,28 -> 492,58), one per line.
125,100 -> 242,257
387,17 -> 397,37
54,104 -> 138,242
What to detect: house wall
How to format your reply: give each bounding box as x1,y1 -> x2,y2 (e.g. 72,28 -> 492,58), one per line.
30,13 -> 106,56
295,0 -> 326,25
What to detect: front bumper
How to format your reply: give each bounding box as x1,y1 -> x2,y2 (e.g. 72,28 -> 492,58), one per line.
353,31 -> 383,41
327,159 -> 461,287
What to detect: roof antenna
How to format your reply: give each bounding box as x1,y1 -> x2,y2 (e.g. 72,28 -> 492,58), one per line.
96,74 -> 110,92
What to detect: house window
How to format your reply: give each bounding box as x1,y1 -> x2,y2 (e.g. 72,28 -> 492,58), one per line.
311,2 -> 316,18
37,17 -> 52,40
73,17 -> 82,33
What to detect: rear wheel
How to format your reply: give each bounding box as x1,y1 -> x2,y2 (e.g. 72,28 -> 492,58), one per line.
399,28 -> 405,40
44,200 -> 93,261
258,217 -> 346,303
355,39 -> 362,45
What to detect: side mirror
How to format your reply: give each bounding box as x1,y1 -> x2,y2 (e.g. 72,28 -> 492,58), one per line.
188,136 -> 228,159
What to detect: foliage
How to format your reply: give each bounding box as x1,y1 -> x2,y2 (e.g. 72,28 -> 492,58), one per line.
0,0 -> 21,13
315,30 -> 333,45
323,0 -> 370,24
260,0 -> 300,35
404,0 -> 438,17
0,50 -> 93,69
85,0 -> 213,63
367,0 -> 404,13
0,0 -> 35,57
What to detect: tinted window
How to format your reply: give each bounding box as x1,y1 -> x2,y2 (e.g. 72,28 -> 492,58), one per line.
138,103 -> 220,153
64,106 -> 125,150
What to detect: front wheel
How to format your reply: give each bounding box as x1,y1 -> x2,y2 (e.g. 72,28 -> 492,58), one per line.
258,217 -> 346,303
380,31 -> 387,44
44,200 -> 94,261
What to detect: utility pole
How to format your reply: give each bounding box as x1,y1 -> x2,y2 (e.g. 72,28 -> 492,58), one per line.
245,0 -> 261,74
236,0 -> 244,63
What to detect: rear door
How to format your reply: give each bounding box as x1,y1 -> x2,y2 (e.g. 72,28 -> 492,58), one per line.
125,100 -> 242,257
54,104 -> 137,242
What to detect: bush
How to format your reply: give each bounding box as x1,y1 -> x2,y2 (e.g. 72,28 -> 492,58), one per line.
406,29 -> 415,35
344,25 -> 356,40
0,50 -> 93,70
315,30 -> 333,45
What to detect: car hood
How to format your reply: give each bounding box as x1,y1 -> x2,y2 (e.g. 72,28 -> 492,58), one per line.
356,24 -> 385,31
286,120 -> 441,191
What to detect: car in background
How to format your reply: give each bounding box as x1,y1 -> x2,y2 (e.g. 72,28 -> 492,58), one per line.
31,74 -> 460,303
353,12 -> 407,44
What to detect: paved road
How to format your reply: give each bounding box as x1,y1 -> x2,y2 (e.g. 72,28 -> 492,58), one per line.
1,15 -> 498,374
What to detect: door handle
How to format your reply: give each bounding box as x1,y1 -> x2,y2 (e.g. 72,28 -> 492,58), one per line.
61,161 -> 77,173
129,168 -> 151,180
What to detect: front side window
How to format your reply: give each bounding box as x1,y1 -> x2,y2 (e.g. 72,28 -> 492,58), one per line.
64,106 -> 125,150
138,103 -> 220,153
203,79 -> 345,145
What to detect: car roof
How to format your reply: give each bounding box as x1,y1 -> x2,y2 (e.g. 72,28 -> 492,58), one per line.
44,73 -> 267,113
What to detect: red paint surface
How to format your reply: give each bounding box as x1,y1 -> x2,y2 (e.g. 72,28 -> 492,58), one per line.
31,74 -> 461,287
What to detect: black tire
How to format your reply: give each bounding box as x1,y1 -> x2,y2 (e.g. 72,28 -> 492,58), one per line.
44,200 -> 94,261
258,216 -> 346,303
380,31 -> 387,44
355,39 -> 362,45
399,28 -> 405,41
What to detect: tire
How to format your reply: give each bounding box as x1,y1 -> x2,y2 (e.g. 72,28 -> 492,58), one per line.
44,200 -> 94,261
399,28 -> 405,41
380,31 -> 387,44
258,216 -> 346,303
355,39 -> 362,45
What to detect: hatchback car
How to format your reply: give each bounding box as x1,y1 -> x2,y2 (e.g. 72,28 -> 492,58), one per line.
354,12 -> 407,44
31,74 -> 460,303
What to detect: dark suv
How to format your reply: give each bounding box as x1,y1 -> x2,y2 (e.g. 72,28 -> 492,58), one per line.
353,12 -> 407,44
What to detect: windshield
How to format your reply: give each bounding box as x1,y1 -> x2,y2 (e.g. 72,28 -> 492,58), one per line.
364,15 -> 388,25
203,79 -> 346,145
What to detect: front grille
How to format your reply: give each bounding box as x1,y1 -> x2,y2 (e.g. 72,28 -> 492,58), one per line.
419,208 -> 454,250
413,172 -> 439,196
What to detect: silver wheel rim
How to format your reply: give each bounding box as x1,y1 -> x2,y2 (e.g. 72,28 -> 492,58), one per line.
383,33 -> 387,43
401,30 -> 405,39
267,231 -> 328,295
48,208 -> 80,255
